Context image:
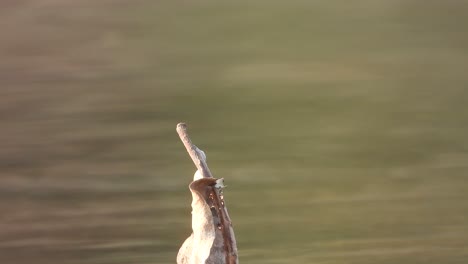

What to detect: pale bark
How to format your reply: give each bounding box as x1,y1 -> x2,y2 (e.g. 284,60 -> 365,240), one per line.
176,123 -> 238,264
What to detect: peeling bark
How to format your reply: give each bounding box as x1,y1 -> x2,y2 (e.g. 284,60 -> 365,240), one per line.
176,123 -> 238,264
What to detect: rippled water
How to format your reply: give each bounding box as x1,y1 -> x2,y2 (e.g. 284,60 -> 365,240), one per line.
1,1 -> 468,263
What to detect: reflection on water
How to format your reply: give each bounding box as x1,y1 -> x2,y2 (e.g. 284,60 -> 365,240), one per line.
1,1 -> 468,263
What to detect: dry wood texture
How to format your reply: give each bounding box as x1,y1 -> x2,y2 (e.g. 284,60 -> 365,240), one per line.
176,123 -> 238,264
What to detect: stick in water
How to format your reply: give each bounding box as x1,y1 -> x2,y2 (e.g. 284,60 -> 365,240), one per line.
176,123 -> 238,264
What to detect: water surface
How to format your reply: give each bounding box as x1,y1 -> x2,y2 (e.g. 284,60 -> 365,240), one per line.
1,1 -> 468,263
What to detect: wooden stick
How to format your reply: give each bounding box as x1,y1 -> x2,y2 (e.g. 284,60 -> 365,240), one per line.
176,123 -> 213,178
176,122 -> 238,264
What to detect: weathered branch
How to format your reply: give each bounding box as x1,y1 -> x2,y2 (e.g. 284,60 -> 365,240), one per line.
176,123 -> 213,178
176,123 -> 238,264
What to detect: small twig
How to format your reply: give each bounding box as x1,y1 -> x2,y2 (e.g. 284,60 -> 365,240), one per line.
176,123 -> 213,178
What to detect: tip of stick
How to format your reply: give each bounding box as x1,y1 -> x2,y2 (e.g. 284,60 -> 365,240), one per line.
177,122 -> 187,131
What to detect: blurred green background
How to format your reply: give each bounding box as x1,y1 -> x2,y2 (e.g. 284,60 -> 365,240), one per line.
1,1 -> 468,263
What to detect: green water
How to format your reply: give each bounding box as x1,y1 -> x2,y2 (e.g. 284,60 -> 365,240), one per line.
1,1 -> 468,263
